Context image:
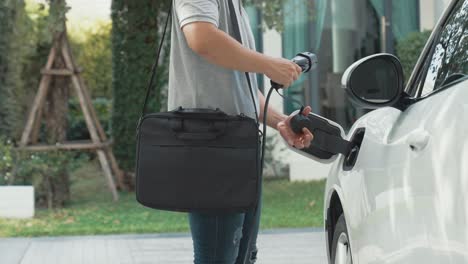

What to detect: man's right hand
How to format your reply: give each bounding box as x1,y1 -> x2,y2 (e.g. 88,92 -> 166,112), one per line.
264,57 -> 303,88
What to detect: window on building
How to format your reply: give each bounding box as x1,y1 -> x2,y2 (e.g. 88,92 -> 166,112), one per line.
369,0 -> 420,42
282,0 -> 420,130
282,0 -> 310,114
245,5 -> 264,92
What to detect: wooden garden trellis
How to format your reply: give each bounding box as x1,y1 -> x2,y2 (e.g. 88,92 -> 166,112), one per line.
18,32 -> 123,202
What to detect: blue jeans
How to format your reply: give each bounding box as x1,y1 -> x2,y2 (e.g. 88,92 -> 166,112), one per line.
188,199 -> 262,264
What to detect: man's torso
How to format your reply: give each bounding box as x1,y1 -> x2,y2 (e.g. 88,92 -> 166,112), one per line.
168,0 -> 260,119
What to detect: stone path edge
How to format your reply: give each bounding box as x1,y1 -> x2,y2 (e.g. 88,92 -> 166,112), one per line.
0,227 -> 325,241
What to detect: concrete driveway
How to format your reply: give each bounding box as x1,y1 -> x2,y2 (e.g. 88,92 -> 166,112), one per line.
0,228 -> 327,264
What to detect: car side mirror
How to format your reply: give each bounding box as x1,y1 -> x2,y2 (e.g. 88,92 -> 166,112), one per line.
342,53 -> 406,109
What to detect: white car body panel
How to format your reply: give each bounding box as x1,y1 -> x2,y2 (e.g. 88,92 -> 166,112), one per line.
309,1 -> 468,263
324,79 -> 468,264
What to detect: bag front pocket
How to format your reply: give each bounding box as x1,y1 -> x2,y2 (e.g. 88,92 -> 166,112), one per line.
136,144 -> 259,212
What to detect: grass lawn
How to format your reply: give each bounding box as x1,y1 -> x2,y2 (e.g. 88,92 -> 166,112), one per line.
0,161 -> 325,237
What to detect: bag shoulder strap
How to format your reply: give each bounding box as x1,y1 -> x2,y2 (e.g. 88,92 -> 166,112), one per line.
140,1 -> 260,125
140,3 -> 172,118
227,0 -> 259,124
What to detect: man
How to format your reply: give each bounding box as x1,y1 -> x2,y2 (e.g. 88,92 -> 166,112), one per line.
168,0 -> 314,263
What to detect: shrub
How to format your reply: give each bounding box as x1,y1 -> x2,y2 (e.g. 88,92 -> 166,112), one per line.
263,135 -> 289,178
67,97 -> 112,141
0,138 -> 15,185
0,137 -> 86,209
396,30 -> 432,82
15,150 -> 87,209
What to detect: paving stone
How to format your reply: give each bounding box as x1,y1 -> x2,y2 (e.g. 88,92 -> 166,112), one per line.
0,238 -> 31,264
0,229 -> 327,264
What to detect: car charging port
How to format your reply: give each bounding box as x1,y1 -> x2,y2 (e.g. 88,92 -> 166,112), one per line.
343,128 -> 365,171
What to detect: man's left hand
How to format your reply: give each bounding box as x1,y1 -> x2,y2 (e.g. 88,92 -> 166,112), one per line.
277,106 -> 314,149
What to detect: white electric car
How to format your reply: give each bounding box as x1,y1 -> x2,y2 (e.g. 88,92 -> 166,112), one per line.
294,0 -> 468,263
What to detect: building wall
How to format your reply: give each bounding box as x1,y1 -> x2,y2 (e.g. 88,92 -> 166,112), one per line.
262,0 -> 451,181
420,0 -> 452,30
260,28 -> 332,181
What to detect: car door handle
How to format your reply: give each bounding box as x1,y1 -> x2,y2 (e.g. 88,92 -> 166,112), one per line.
406,129 -> 430,151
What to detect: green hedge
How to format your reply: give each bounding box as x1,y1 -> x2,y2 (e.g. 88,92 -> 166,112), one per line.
111,0 -> 171,172
396,30 -> 432,82
67,97 -> 111,141
0,137 -> 86,208
0,1 -> 51,140
0,1 -> 29,138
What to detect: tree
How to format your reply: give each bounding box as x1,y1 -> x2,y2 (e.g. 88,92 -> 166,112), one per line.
38,0 -> 72,206
0,0 -> 51,140
0,0 -> 75,207
72,22 -> 113,98
0,0 -> 24,138
111,0 -> 171,172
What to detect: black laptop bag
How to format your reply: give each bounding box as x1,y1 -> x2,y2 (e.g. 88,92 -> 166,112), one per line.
135,1 -> 262,213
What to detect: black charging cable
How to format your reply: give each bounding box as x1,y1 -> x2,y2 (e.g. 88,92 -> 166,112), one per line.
261,86 -> 304,169
261,52 -> 318,162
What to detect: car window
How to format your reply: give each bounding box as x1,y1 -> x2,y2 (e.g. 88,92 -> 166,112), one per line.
416,0 -> 468,97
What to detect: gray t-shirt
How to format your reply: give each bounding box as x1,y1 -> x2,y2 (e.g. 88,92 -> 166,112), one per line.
168,0 -> 260,119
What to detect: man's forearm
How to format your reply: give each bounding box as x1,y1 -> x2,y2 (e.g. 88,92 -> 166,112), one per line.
184,23 -> 271,74
258,90 -> 287,130
183,22 -> 302,90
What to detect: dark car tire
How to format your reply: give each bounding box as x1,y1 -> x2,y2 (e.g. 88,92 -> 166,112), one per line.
331,214 -> 353,264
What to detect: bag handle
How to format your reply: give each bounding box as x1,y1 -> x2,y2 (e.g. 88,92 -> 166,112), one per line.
173,106 -> 227,116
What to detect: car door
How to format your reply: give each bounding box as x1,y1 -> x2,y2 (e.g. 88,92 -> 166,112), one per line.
285,1 -> 467,263
349,1 -> 468,263
379,1 -> 468,262
284,1 -> 467,263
